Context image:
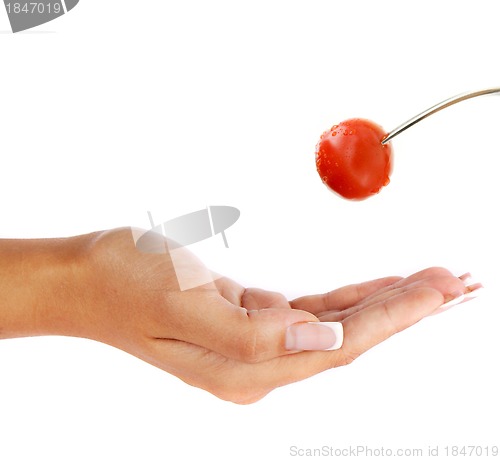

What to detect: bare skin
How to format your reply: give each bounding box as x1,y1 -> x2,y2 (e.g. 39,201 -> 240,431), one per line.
0,228 -> 477,404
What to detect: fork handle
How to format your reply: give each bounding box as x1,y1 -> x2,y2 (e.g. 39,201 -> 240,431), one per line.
382,87 -> 500,144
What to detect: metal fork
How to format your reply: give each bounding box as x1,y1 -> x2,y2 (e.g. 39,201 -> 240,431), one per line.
382,87 -> 500,145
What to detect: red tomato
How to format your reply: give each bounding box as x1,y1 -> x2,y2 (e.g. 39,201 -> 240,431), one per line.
315,118 -> 393,200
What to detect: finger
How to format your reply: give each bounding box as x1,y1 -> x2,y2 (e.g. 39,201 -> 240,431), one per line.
290,276 -> 402,315
363,274 -> 465,305
241,288 -> 292,310
460,272 -> 484,294
317,274 -> 466,322
212,278 -> 291,311
339,287 -> 444,362
459,272 -> 472,282
212,275 -> 245,306
358,267 -> 456,305
429,274 -> 484,316
156,289 -> 320,363
288,274 -> 460,377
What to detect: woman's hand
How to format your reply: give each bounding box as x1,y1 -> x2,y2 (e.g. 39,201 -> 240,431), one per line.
1,228 -> 480,404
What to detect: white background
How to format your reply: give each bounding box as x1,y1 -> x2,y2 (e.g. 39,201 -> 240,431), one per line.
1,1 -> 499,459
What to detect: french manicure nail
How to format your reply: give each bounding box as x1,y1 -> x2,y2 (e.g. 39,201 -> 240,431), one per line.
429,292 -> 464,316
465,285 -> 484,299
440,291 -> 466,310
463,276 -> 478,288
431,285 -> 484,317
285,322 -> 344,351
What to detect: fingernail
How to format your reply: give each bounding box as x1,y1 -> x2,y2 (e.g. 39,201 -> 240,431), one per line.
285,322 -> 343,351
429,291 -> 465,316
459,272 -> 472,281
465,285 -> 484,299
463,276 -> 478,288
440,290 -> 466,310
432,289 -> 470,316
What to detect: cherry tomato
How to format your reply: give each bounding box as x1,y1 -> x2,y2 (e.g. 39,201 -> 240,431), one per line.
315,118 -> 393,200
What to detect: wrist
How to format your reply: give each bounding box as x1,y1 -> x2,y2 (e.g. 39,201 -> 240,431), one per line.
0,233 -> 96,340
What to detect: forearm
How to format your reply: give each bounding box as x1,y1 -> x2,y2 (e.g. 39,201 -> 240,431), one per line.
0,235 -> 92,340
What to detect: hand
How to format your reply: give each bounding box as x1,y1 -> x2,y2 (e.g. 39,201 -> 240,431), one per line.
29,228 -> 478,404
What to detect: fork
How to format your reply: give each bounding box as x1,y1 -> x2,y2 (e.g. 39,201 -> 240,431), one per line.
382,87 -> 500,145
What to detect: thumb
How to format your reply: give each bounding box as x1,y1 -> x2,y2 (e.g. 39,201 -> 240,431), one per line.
163,289 -> 342,364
